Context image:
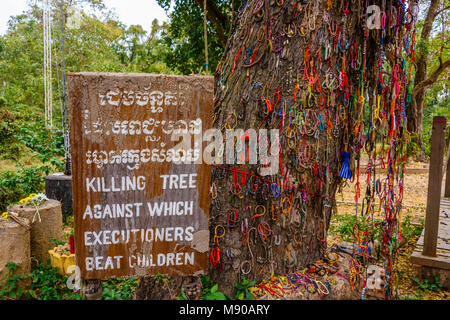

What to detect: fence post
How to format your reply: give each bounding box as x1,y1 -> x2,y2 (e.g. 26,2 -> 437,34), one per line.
422,116 -> 446,257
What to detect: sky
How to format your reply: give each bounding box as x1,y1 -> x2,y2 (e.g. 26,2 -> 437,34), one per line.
0,0 -> 169,35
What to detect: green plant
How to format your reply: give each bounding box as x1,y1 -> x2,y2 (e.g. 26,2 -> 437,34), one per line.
63,215 -> 74,229
234,275 -> 255,300
0,109 -> 18,143
329,213 -> 382,243
402,292 -> 423,300
414,292 -> 424,300
50,238 -> 67,247
401,215 -> 424,239
15,123 -> 65,170
0,262 -> 29,300
406,132 -> 420,158
102,278 -> 138,300
421,101 -> 450,158
0,165 -> 50,211
198,275 -> 227,300
0,259 -> 82,300
175,285 -> 188,300
29,259 -> 81,300
412,276 -> 443,293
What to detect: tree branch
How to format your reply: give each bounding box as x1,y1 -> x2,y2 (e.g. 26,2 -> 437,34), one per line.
193,0 -> 229,47
435,4 -> 450,16
412,59 -> 450,96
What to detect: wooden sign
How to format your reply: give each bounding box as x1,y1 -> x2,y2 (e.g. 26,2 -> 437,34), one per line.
68,72 -> 213,279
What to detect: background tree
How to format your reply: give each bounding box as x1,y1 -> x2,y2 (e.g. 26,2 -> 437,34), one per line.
0,0 -> 172,210
407,0 -> 449,161
114,20 -> 172,74
156,0 -> 244,74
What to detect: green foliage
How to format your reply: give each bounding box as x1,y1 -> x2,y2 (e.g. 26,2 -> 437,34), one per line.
0,108 -> 17,143
412,276 -> 443,293
175,275 -> 250,301
0,262 -> 29,300
400,215 -> 424,239
234,275 -> 255,300
0,99 -> 39,162
0,2 -> 173,171
102,278 -> 138,300
15,122 -> 65,170
330,212 -> 422,250
401,292 -> 424,300
114,21 -> 173,74
407,132 -> 420,159
0,165 -> 50,211
156,0 -> 242,74
198,275 -> 227,300
50,238 -> 67,247
0,12 -> 47,109
175,285 -> 188,300
0,260 -> 81,300
0,259 -> 139,300
29,259 -> 80,300
422,99 -> 450,158
405,4 -> 449,158
328,213 -> 382,242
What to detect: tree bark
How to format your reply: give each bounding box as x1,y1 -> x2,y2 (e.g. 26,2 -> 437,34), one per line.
409,89 -> 426,161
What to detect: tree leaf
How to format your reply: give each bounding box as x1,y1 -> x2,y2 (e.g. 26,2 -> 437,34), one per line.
206,292 -> 226,300
28,289 -> 37,299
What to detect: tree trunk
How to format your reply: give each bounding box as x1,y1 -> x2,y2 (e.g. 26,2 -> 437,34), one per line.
408,88 -> 426,161
135,0 -> 411,299
208,0 -> 399,297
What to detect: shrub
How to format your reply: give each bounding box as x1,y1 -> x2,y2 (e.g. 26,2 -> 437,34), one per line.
0,165 -> 50,211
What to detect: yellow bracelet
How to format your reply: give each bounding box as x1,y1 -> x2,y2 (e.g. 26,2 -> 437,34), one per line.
214,225 -> 225,244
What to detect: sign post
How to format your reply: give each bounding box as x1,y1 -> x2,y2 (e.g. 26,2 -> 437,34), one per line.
68,72 -> 213,279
